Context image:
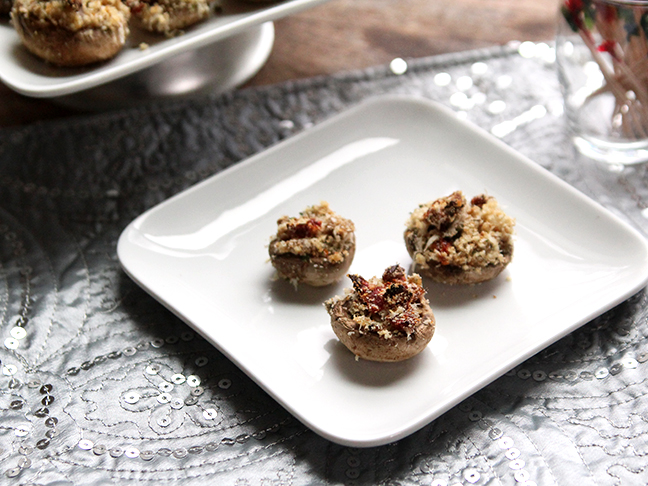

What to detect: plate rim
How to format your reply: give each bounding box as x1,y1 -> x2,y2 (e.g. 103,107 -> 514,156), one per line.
0,0 -> 330,97
117,94 -> 648,446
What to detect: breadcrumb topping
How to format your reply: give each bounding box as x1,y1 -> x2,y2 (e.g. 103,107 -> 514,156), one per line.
325,265 -> 430,340
405,191 -> 514,271
271,201 -> 355,265
13,0 -> 129,32
127,0 -> 210,34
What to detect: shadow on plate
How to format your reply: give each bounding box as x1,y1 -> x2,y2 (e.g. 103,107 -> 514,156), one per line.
325,338 -> 430,388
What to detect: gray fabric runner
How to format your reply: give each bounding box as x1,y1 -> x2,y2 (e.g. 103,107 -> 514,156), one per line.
1,42 -> 648,485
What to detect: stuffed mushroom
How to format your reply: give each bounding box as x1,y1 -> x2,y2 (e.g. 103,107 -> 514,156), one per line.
269,201 -> 355,287
11,0 -> 130,66
325,264 -> 435,362
404,191 -> 515,285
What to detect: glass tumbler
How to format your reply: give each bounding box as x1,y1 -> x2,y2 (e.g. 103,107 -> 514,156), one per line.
556,0 -> 648,164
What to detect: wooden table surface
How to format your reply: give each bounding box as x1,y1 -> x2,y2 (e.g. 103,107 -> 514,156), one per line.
0,0 -> 559,127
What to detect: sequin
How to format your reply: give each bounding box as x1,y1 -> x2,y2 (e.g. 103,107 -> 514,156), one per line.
595,368 -> 609,379
157,416 -> 171,427
34,407 -> 49,417
19,446 -> 33,455
67,367 -> 80,376
509,459 -> 525,470
637,353 -> 648,363
609,363 -> 623,375
125,447 -> 140,458
157,448 -> 172,456
489,428 -> 503,440
236,434 -> 250,444
181,332 -> 194,341
498,437 -> 514,449
205,442 -> 218,452
173,448 -> 188,459
40,384 -> 53,394
140,450 -> 155,461
14,427 -> 29,437
157,393 -> 172,404
347,456 -> 361,467
9,400 -> 24,410
36,439 -> 50,449
532,371 -> 547,382
8,378 -> 21,389
158,382 -> 174,392
151,338 -> 165,348
464,469 -> 480,483
468,411 -> 482,422
10,325 -> 26,340
136,342 -> 150,351
345,469 -> 360,479
579,371 -> 593,380
2,364 -> 18,375
93,444 -> 107,455
80,361 -> 93,370
221,437 -> 236,445
252,430 -> 267,440
27,380 -> 41,389
124,392 -> 140,404
184,396 -> 198,406
548,371 -> 562,380
41,395 -> 55,406
191,386 -> 204,396
218,378 -> 231,390
482,419 -> 494,430
171,398 -> 184,410
171,374 -> 186,384
517,369 -> 531,379
431,479 -> 448,486
623,358 -> 638,369
563,371 -> 577,382
5,468 -> 21,478
146,364 -> 161,375
514,470 -> 530,482
458,402 -> 472,412
165,336 -> 179,345
505,448 -> 521,460
45,429 -> 58,439
4,338 -> 19,349
109,447 -> 124,458
188,446 -> 204,454
195,357 -> 208,367
107,351 -> 122,359
78,439 -> 94,450
203,408 -> 217,420
122,347 -> 137,356
187,375 -> 201,387
45,417 -> 58,427
17,457 -> 31,468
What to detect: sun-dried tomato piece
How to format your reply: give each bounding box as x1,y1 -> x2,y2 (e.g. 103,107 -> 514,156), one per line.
349,274 -> 385,314
424,191 -> 465,231
280,218 -> 322,240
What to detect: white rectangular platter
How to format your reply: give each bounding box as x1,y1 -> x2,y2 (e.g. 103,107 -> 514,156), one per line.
0,0 -> 328,97
118,95 -> 648,447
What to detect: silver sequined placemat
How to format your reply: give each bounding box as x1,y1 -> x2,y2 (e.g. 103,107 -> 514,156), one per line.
1,43 -> 648,486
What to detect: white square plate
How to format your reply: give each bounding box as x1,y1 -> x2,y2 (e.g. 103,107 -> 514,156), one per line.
118,95 -> 648,447
0,0 -> 328,97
